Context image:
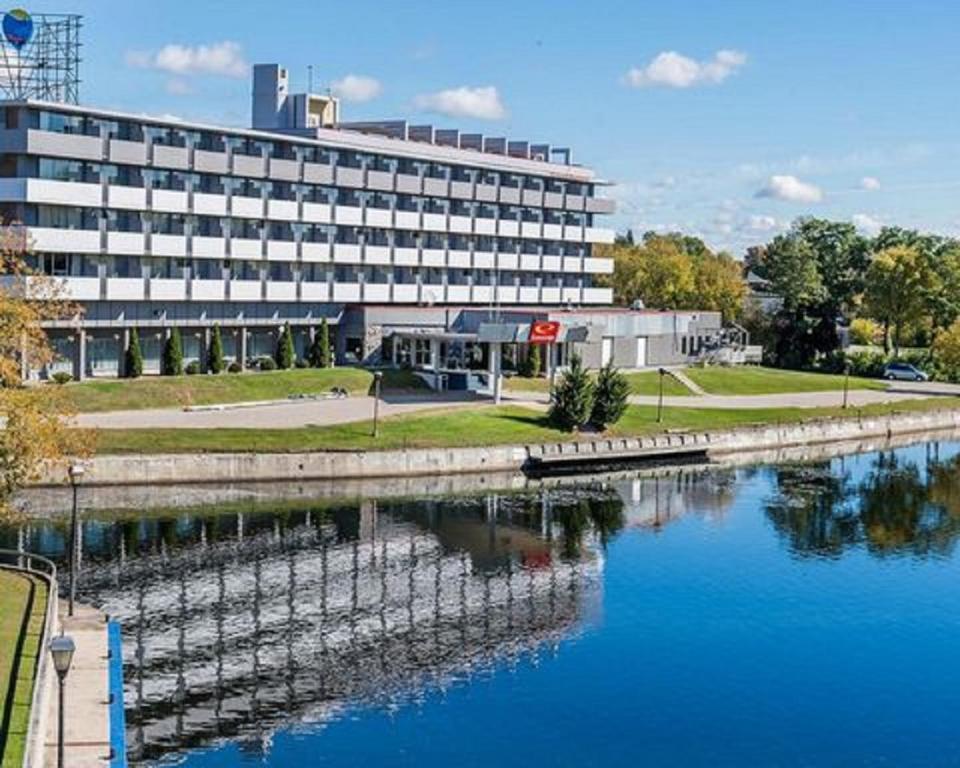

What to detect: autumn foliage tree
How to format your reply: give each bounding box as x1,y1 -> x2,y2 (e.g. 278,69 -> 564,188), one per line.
0,224 -> 91,521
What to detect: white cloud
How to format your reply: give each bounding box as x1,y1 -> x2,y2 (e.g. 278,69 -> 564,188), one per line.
755,175 -> 823,203
413,85 -> 506,120
748,214 -> 780,232
860,176 -> 881,190
625,49 -> 746,89
852,213 -> 883,236
126,41 -> 248,79
330,74 -> 382,103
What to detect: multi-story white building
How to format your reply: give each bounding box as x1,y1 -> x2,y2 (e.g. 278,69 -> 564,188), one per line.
2,63 -> 726,382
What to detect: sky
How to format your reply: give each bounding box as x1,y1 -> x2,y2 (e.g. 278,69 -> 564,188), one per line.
24,0 -> 960,255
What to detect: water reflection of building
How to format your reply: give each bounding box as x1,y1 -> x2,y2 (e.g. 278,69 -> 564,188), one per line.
15,493 -> 607,764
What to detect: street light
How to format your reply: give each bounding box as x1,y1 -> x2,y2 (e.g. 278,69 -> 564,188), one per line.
657,367 -> 666,424
67,463 -> 84,617
372,371 -> 383,438
49,634 -> 76,768
842,361 -> 851,409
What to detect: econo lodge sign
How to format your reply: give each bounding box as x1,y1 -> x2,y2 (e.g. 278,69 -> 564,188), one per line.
528,321 -> 560,344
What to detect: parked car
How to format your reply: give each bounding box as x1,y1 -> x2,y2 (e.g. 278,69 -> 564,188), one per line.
883,362 -> 929,381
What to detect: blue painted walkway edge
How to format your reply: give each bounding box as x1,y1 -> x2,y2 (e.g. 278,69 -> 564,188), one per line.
107,621 -> 128,768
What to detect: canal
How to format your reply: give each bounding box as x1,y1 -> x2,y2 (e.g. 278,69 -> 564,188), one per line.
6,437 -> 960,766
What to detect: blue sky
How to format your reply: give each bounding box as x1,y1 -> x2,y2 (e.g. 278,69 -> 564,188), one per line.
34,0 -> 960,254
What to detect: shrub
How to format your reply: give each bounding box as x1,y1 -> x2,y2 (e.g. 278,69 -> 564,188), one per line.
933,320 -> 960,382
548,354 -> 594,432
259,356 -> 277,371
227,361 -> 242,373
846,350 -> 887,379
590,362 -> 630,430
849,318 -> 880,346
294,357 -> 309,369
125,328 -> 143,379
275,323 -> 295,370
208,325 -> 225,374
185,360 -> 201,375
161,328 -> 184,376
520,344 -> 543,378
50,371 -> 72,385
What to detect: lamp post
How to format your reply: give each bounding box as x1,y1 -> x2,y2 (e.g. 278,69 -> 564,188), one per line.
372,371 -> 383,438
657,367 -> 666,424
67,463 -> 84,617
842,361 -> 851,409
50,634 -> 76,768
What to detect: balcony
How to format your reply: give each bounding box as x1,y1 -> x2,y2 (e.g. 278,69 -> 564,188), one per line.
395,211 -> 419,230
230,280 -> 262,301
231,238 -> 262,259
107,186 -> 147,210
473,251 -> 494,269
543,223 -> 563,241
29,227 -> 99,253
363,283 -> 390,302
497,252 -> 519,270
193,192 -> 227,217
583,257 -> 614,275
151,234 -> 187,257
59,276 -> 100,301
582,287 -> 613,304
448,250 -> 470,268
562,287 -> 582,303
497,220 -> 519,237
392,284 -> 418,303
265,282 -> 297,302
472,285 -> 493,303
332,282 -> 361,302
106,277 -> 144,301
446,285 -> 470,303
302,202 -> 332,224
423,212 -> 446,232
563,225 -> 584,242
267,199 -> 298,221
518,286 -> 540,304
107,232 -> 144,255
152,189 -> 188,214
497,285 -> 519,304
333,243 -> 361,263
394,247 -> 418,266
422,248 -> 445,267
562,257 -> 582,273
266,240 -> 296,261
150,278 -> 186,301
449,215 -> 472,234
365,207 -> 392,228
475,218 -> 496,236
301,242 -> 330,262
27,179 -> 101,207
584,227 -> 616,245
520,254 -> 541,271
361,245 -> 389,265
232,196 -> 264,219
542,255 -> 561,272
192,236 -> 226,259
191,280 -> 225,301
520,222 -> 541,239
541,286 -> 562,304
301,282 -> 330,301
334,205 -> 362,226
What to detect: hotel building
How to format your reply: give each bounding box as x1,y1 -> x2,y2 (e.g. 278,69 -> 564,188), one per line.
1,63 -> 726,384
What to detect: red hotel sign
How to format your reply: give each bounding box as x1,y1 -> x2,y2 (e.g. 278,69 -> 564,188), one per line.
528,321 -> 560,344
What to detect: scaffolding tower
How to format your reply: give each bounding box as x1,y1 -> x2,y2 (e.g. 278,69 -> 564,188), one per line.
0,13 -> 80,103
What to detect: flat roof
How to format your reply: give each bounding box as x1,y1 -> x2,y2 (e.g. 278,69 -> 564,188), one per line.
6,99 -> 600,184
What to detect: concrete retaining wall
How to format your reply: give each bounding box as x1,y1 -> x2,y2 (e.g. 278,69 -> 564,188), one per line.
31,407 -> 960,488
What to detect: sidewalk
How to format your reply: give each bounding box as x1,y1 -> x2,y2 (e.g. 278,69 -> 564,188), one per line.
44,604 -> 110,767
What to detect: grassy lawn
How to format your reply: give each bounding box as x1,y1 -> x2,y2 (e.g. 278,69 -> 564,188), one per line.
506,370 -> 692,397
90,396 -> 960,455
683,366 -> 886,396
62,367 -> 424,413
0,570 -> 47,768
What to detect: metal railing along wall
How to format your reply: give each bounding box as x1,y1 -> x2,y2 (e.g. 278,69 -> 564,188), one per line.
0,549 -> 59,768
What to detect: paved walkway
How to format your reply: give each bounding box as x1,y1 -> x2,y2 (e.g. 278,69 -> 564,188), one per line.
44,604 -> 110,768
75,391 -> 487,430
73,381 -> 960,431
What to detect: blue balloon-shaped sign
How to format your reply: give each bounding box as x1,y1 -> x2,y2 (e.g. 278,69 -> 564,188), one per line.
2,9 -> 33,50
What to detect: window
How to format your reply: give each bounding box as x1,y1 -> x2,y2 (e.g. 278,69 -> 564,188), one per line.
192,259 -> 220,280
232,260 -> 260,280
149,213 -> 184,235
111,256 -> 143,278
269,262 -> 293,282
105,209 -> 143,233
38,111 -> 84,134
36,205 -> 97,230
38,157 -> 85,183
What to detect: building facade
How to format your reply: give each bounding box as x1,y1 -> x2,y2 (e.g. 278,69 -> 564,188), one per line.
0,63 -> 730,381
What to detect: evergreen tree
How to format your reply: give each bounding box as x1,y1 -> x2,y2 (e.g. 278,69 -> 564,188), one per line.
124,328 -> 143,379
590,362 -> 630,430
528,344 -> 542,378
275,323 -> 295,370
309,317 -> 332,368
161,328 -> 183,376
548,353 -> 594,432
208,324 -> 225,374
